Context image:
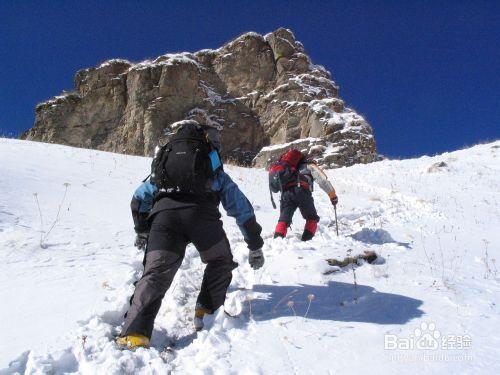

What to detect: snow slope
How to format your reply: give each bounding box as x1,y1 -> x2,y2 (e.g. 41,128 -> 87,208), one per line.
1,138 -> 499,374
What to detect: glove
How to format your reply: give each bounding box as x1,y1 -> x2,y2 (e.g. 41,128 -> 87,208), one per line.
330,195 -> 338,206
134,232 -> 148,251
249,248 -> 264,270
328,190 -> 338,206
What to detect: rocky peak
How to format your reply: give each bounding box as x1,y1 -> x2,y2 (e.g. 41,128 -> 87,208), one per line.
22,28 -> 379,168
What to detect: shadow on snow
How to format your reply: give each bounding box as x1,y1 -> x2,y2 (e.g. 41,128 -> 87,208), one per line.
350,228 -> 412,249
249,281 -> 423,325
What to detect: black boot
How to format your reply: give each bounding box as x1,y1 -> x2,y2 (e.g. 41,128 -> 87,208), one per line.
301,229 -> 315,241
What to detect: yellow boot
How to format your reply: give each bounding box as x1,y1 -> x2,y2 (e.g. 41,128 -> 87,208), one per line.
194,305 -> 212,331
116,334 -> 150,350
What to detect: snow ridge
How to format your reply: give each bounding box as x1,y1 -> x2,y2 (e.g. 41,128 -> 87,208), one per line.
1,139 -> 499,374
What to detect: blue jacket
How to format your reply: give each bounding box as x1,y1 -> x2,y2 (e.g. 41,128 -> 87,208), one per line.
132,169 -> 257,244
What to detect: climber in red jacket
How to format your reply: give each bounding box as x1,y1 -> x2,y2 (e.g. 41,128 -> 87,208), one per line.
269,149 -> 338,241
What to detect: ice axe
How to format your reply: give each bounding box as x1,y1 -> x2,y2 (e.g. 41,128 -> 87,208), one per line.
333,204 -> 339,236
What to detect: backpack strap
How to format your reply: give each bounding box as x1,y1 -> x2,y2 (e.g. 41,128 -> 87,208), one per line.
190,148 -> 201,191
159,146 -> 173,190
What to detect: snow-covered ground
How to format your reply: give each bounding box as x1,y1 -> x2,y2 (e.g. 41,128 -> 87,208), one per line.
1,138 -> 499,374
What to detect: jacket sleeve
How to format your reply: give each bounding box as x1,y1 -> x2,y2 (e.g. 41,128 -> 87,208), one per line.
131,180 -> 157,233
212,170 -> 264,251
307,163 -> 337,198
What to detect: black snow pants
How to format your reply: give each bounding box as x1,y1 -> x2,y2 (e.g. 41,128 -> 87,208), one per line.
279,186 -> 320,224
121,205 -> 237,339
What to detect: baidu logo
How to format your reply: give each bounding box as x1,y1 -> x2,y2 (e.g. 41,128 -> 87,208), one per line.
385,322 -> 471,351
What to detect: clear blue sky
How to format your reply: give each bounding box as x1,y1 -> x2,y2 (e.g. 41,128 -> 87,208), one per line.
1,0 -> 499,158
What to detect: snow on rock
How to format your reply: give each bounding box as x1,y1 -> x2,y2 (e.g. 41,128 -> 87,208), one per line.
130,52 -> 202,72
1,138 -> 499,374
252,137 -> 326,168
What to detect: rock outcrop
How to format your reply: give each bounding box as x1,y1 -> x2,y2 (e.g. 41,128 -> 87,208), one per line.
22,28 -> 379,167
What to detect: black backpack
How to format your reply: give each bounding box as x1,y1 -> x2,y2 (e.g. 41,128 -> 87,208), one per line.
151,122 -> 213,195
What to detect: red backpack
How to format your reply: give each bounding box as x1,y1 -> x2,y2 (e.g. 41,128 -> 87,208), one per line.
268,149 -> 304,207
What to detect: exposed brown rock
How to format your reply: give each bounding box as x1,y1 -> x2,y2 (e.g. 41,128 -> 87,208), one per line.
22,28 -> 379,167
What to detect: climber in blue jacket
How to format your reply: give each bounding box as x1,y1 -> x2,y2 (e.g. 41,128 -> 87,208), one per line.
118,120 -> 264,350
